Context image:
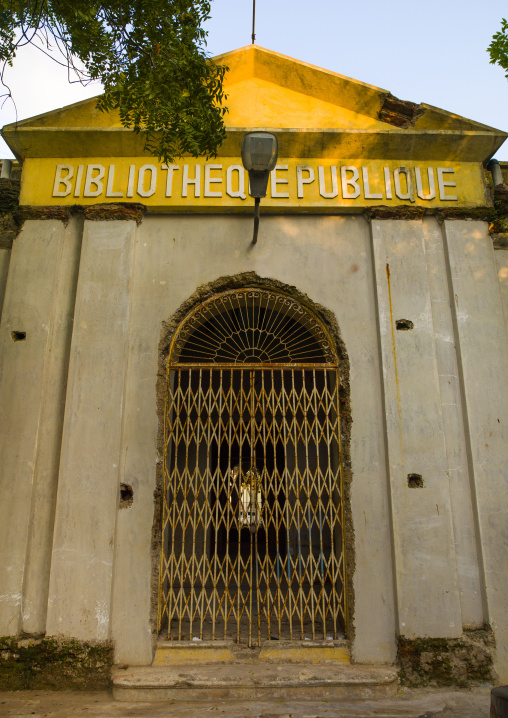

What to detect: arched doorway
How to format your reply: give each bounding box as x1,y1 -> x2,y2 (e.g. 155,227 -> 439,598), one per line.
158,289 -> 347,646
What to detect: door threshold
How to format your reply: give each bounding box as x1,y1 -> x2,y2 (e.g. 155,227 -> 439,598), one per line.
154,637 -> 350,665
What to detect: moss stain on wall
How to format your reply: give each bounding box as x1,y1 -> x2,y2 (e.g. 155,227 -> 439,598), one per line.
0,636 -> 113,690
398,627 -> 496,687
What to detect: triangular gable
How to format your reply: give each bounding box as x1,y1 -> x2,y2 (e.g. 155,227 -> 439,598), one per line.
2,45 -> 506,162
5,44 -> 502,133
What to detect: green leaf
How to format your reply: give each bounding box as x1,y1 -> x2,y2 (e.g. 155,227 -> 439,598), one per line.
0,0 -> 228,163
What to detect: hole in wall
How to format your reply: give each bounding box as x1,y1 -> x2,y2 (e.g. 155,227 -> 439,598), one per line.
11,331 -> 26,342
407,474 -> 423,488
396,319 -> 414,331
119,483 -> 134,508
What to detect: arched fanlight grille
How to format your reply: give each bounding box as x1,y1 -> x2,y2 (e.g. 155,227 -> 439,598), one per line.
170,289 -> 336,365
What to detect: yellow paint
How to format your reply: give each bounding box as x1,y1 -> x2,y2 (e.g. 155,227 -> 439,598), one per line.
3,46 -> 506,167
25,76 -> 387,133
258,645 -> 350,664
21,157 -> 487,211
6,46 -> 389,133
153,646 -> 236,665
152,643 -> 350,665
214,45 -> 387,120
7,127 -> 503,165
224,77 -> 388,130
16,95 -> 121,129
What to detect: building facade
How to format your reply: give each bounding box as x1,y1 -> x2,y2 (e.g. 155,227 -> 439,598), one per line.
1,46 -> 508,687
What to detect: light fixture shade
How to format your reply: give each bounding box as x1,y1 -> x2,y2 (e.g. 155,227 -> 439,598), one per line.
241,132 -> 278,172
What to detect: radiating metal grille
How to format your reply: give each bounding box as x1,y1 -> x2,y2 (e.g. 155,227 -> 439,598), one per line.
171,289 -> 336,365
159,291 -> 346,646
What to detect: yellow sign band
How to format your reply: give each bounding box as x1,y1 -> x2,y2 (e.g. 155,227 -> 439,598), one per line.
21,157 -> 486,211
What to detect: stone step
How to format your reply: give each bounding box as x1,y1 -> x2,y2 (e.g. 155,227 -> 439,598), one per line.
112,663 -> 399,703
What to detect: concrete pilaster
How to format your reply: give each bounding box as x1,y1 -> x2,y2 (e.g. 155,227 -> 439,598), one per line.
0,219 -> 82,634
0,247 -> 11,319
46,219 -> 136,642
422,217 -> 483,627
443,220 -> 508,682
110,228 -> 158,665
371,218 -> 462,638
22,217 -> 84,633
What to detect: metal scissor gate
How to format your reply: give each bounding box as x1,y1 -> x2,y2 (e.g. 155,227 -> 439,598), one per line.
158,289 -> 347,646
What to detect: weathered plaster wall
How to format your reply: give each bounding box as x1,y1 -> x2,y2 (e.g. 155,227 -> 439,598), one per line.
0,247 -> 11,318
495,248 -> 508,324
109,213 -> 397,665
423,218 -> 483,628
443,220 -> 508,683
0,212 -> 506,679
46,219 -> 137,642
371,218 -> 463,639
0,217 -> 83,635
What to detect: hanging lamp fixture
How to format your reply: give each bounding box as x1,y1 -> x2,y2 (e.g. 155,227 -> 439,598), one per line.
241,131 -> 279,244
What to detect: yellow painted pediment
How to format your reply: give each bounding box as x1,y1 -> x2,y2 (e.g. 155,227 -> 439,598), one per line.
222,76 -> 388,130
16,75 -> 387,133
6,45 -> 391,132
2,44 -> 507,162
8,44 -> 504,133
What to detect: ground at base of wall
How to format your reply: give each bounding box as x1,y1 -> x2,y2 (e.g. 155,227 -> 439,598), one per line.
0,637 -> 113,690
0,686 -> 494,717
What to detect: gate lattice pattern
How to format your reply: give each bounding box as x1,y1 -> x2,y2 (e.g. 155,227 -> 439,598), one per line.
158,290 -> 346,645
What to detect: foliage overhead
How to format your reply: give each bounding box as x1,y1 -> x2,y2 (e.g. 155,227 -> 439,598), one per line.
489,17 -> 508,79
0,0 -> 228,163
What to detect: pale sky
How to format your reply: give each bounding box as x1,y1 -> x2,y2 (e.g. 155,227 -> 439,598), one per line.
1,0 -> 508,159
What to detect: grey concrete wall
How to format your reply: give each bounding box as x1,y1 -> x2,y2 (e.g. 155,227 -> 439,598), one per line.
22,217 -> 84,634
110,214 -> 397,665
0,218 -> 82,634
1,212 -> 505,674
371,218 -> 462,638
0,246 -> 11,319
422,217 -> 483,628
46,219 -> 136,642
495,249 -> 508,326
444,221 -> 508,683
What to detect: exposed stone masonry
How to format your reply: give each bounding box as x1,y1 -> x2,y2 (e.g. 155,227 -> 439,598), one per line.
0,636 -> 113,690
379,93 -> 426,129
398,627 -> 496,687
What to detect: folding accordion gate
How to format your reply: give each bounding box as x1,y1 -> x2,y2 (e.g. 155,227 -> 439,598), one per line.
158,289 -> 347,646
